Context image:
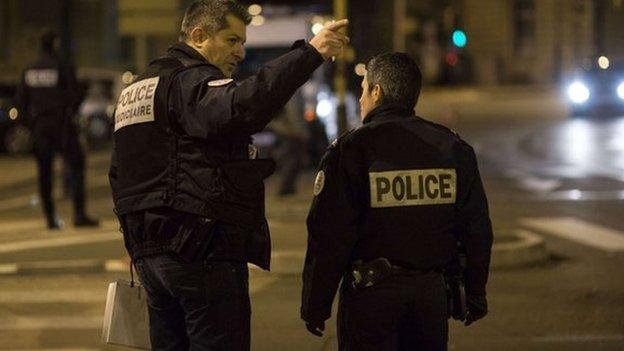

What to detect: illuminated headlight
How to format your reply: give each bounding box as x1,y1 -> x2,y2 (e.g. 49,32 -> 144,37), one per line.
567,82 -> 590,104
617,82 -> 624,100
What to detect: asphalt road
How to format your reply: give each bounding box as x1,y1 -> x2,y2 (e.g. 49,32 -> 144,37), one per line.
0,102 -> 623,350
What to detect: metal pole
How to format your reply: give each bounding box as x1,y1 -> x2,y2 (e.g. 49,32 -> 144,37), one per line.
334,0 -> 348,135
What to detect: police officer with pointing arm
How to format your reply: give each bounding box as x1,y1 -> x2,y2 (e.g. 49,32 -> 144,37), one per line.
109,1 -> 348,350
301,53 -> 493,350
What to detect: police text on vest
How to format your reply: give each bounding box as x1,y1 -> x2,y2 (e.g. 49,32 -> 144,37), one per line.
114,77 -> 159,131
369,169 -> 457,208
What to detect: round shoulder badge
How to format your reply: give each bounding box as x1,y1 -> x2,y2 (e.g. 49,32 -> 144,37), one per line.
313,170 -> 325,196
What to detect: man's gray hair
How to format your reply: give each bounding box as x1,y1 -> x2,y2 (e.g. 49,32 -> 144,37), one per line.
179,0 -> 251,41
366,53 -> 422,109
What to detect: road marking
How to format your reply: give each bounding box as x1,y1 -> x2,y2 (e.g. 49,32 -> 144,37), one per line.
521,217 -> 624,252
506,170 -> 562,192
0,289 -> 106,304
532,334 -> 624,343
0,316 -> 103,330
0,229 -> 121,254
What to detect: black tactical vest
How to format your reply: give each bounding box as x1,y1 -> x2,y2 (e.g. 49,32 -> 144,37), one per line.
111,56 -> 275,230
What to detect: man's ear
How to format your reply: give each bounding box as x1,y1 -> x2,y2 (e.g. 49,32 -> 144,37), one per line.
372,84 -> 383,104
190,27 -> 207,46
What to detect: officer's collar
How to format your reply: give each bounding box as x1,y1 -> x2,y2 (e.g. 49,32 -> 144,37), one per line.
167,42 -> 208,63
362,104 -> 416,125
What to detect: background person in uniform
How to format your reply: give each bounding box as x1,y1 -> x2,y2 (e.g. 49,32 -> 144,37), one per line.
108,1 -> 348,350
301,53 -> 493,350
14,29 -> 99,230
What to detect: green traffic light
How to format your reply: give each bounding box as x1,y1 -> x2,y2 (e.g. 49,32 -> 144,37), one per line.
452,30 -> 467,48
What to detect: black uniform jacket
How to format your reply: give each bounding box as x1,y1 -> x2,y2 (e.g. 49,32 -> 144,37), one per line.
14,53 -> 80,138
110,41 -> 324,269
301,104 -> 493,323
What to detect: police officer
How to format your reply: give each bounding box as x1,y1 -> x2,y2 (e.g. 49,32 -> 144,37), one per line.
108,1 -> 348,350
14,29 -> 99,229
301,53 -> 493,351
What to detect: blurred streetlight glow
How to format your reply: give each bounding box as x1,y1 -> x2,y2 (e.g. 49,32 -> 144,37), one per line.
567,81 -> 590,104
354,63 -> 366,76
8,108 -> 18,120
312,23 -> 324,35
248,4 -> 262,16
251,15 -> 265,26
316,98 -> 333,118
122,71 -> 134,84
598,56 -> 610,69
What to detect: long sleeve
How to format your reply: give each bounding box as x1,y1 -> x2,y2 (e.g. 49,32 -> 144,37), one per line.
171,42 -> 324,138
301,140 -> 363,323
456,142 -> 493,296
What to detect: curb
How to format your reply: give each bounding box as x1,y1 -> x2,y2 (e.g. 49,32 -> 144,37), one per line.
0,259 -> 127,276
0,230 -> 548,276
490,229 -> 549,269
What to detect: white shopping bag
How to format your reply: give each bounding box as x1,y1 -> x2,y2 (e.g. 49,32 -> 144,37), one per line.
102,279 -> 151,349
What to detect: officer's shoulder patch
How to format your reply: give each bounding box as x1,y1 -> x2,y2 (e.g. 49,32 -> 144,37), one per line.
313,170 -> 326,196
207,78 -> 234,87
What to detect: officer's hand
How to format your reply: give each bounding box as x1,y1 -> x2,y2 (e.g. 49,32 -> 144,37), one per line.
305,320 -> 325,337
465,294 -> 488,326
309,19 -> 350,60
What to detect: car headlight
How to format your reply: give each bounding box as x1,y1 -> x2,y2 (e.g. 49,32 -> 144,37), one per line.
567,81 -> 590,104
617,82 -> 624,100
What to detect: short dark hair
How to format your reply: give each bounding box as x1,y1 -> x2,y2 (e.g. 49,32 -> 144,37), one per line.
179,0 -> 251,41
365,52 -> 422,109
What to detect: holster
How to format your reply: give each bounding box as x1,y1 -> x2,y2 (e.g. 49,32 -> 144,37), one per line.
350,257 -> 393,290
444,250 -> 467,321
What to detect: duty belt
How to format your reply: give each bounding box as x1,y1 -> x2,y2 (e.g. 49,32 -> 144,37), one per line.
350,257 -> 440,290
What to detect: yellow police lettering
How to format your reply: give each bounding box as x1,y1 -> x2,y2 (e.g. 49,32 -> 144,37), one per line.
369,169 -> 456,208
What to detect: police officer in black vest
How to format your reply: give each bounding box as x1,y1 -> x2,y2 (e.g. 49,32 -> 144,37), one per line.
301,53 -> 493,350
14,29 -> 99,229
108,1 -> 348,350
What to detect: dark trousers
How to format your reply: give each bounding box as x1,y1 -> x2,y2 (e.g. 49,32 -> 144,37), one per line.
338,271 -> 448,351
33,133 -> 85,223
135,254 -> 250,351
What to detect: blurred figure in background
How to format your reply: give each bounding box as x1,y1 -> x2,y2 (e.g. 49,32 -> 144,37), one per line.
14,29 -> 99,229
304,104 -> 329,170
268,91 -> 308,196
